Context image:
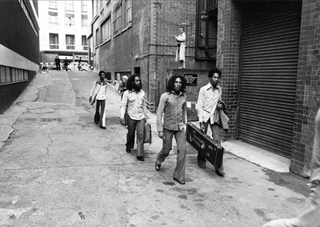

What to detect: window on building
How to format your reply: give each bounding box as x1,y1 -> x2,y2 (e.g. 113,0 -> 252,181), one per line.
95,28 -> 100,46
0,66 -> 28,85
81,0 -> 88,13
113,4 -> 122,34
124,0 -> 132,27
65,0 -> 74,11
195,0 -> 218,60
66,35 -> 75,50
101,17 -> 111,42
82,35 -> 88,50
49,33 -> 59,49
49,0 -> 58,10
65,13 -> 75,27
49,11 -> 58,25
81,14 -> 88,27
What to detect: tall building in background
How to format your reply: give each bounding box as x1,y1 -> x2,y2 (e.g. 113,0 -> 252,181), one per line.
0,0 -> 40,113
38,0 -> 92,65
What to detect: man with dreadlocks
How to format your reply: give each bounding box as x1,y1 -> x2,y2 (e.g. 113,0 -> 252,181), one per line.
155,75 -> 188,185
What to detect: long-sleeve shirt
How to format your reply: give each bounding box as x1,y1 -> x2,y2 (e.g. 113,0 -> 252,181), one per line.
197,83 -> 222,124
156,91 -> 187,132
120,89 -> 148,121
90,79 -> 107,100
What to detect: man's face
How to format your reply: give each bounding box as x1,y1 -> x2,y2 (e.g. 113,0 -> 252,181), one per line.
209,73 -> 220,87
134,76 -> 142,91
100,73 -> 106,80
174,77 -> 182,92
179,27 -> 184,34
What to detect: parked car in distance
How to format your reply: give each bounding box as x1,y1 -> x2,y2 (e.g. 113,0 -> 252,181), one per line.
67,62 -> 91,71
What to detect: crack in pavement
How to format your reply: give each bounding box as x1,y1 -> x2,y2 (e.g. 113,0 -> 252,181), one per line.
47,126 -> 54,156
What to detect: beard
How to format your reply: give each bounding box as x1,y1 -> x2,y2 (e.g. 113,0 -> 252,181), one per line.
133,83 -> 142,91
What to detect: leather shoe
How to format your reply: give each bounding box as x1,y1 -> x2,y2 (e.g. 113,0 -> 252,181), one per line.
215,168 -> 225,177
137,156 -> 144,161
126,147 -> 131,153
173,177 -> 185,185
155,162 -> 161,171
198,162 -> 206,169
100,126 -> 106,129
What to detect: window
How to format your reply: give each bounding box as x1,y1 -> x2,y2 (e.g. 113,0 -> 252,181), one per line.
49,11 -> 58,25
95,28 -> 100,46
82,35 -> 88,50
49,0 -> 58,10
81,0 -> 88,13
101,17 -> 111,42
66,35 -> 75,50
49,33 -> 59,49
81,14 -> 88,27
195,0 -> 218,60
65,0 -> 74,11
124,0 -> 132,27
65,13 -> 75,26
113,4 -> 122,34
0,66 -> 28,85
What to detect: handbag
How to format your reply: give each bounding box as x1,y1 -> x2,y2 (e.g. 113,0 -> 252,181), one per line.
144,122 -> 152,144
90,84 -> 102,105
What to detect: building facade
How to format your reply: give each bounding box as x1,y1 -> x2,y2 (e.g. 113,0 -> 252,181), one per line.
0,0 -> 40,113
38,0 -> 92,66
89,0 -> 320,177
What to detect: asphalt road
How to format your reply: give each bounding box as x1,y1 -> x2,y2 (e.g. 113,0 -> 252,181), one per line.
0,70 -> 310,227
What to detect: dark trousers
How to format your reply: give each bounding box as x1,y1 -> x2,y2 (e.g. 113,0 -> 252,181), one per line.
156,128 -> 187,181
197,120 -> 223,170
56,64 -> 60,71
126,116 -> 145,157
94,100 -> 106,127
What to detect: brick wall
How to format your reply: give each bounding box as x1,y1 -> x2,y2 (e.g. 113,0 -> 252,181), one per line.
216,0 -> 242,139
291,0 -> 320,176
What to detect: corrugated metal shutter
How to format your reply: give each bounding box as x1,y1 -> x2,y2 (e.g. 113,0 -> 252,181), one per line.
238,2 -> 301,158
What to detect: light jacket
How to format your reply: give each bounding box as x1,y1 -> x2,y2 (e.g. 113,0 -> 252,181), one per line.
90,79 -> 107,102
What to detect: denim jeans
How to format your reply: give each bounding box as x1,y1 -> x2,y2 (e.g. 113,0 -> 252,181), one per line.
126,116 -> 145,157
95,100 -> 106,127
156,128 -> 187,181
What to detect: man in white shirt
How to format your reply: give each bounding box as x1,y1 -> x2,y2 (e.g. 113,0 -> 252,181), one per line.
120,74 -> 148,161
197,68 -> 225,177
89,71 -> 108,129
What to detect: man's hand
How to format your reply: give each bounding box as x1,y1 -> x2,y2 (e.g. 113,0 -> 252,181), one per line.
200,122 -> 205,133
158,131 -> 165,139
120,118 -> 126,126
217,102 -> 223,111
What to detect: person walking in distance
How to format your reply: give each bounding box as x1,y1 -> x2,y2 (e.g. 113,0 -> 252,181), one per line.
120,74 -> 149,161
54,56 -> 61,71
89,71 -> 108,129
197,68 -> 225,177
261,108 -> 320,227
155,75 -> 188,185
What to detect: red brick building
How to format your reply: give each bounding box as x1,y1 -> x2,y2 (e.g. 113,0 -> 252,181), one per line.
89,0 -> 320,177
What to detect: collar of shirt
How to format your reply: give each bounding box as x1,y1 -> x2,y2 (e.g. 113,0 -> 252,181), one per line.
204,83 -> 221,91
169,90 -> 185,97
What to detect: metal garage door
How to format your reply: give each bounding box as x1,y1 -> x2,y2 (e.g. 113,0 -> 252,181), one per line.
238,2 -> 301,158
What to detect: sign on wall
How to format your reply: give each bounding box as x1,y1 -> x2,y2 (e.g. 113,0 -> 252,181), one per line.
184,74 -> 197,86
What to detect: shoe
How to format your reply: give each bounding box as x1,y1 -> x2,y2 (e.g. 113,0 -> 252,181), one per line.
215,168 -> 225,177
137,156 -> 144,161
155,162 -> 161,171
100,126 -> 106,129
198,162 -> 206,169
173,177 -> 185,185
126,147 -> 131,153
